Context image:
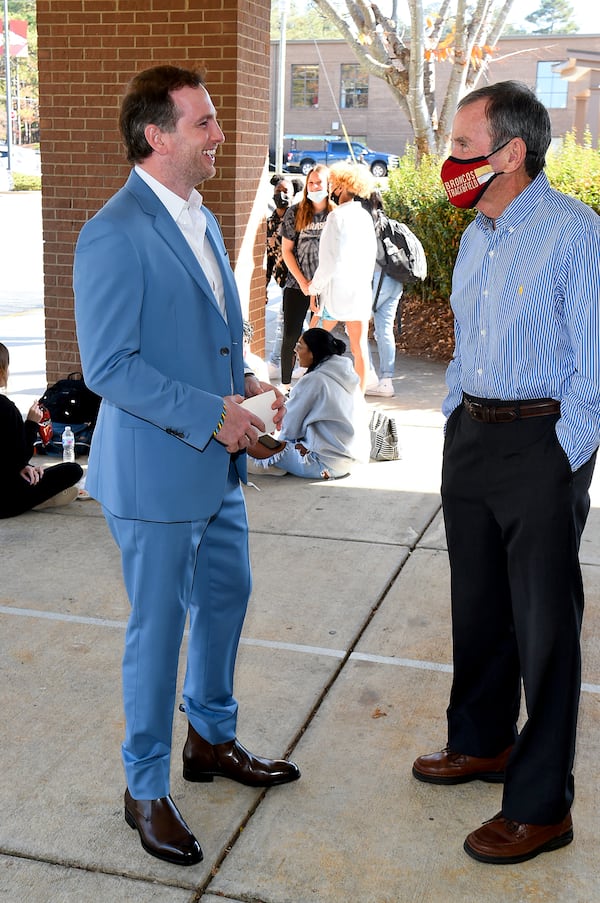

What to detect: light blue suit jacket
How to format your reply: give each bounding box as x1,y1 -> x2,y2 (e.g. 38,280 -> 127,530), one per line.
74,170 -> 247,522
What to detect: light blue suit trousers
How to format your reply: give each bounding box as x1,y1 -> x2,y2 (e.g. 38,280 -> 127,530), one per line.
104,463 -> 251,799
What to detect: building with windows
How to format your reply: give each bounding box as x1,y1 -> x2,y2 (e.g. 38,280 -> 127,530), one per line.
270,34 -> 600,164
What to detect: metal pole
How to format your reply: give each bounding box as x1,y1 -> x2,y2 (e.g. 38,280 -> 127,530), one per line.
275,0 -> 289,173
3,0 -> 13,180
15,57 -> 20,144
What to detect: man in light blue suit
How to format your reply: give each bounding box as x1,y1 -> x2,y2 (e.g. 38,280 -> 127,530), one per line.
74,66 -> 300,867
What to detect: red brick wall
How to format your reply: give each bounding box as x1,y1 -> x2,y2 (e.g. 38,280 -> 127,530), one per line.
36,0 -> 271,382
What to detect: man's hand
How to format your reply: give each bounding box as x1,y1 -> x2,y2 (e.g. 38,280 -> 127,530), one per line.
215,394 -> 265,454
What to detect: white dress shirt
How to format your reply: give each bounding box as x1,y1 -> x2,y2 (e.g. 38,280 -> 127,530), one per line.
134,166 -> 226,319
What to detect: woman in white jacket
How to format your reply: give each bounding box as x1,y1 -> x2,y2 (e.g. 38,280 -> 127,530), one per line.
308,162 -> 377,391
247,328 -> 369,480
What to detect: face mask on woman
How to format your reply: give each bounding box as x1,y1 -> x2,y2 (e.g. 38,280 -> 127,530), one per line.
307,187 -> 329,204
273,191 -> 291,209
330,190 -> 342,205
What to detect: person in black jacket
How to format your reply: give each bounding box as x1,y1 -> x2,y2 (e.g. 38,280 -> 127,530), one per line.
0,343 -> 82,518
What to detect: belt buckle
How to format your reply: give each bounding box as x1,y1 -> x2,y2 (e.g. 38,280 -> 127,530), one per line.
466,399 -> 486,422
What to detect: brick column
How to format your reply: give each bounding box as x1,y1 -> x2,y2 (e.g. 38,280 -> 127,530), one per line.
36,0 -> 271,383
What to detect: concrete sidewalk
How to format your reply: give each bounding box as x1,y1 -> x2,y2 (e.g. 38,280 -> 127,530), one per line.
1,198 -> 599,901
1,356 -> 599,902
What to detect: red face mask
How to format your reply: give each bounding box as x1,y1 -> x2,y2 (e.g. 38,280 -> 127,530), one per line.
440,140 -> 511,209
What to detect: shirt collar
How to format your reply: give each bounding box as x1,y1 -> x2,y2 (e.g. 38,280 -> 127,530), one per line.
477,171 -> 549,234
134,165 -> 204,222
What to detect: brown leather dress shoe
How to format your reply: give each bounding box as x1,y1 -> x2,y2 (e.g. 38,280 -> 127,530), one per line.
412,744 -> 512,784
124,789 -> 203,866
182,723 -> 301,787
464,811 -> 573,864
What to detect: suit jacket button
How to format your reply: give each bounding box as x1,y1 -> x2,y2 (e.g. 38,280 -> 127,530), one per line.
220,347 -> 230,356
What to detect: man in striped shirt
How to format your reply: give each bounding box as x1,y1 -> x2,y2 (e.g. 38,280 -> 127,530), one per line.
413,81 -> 600,864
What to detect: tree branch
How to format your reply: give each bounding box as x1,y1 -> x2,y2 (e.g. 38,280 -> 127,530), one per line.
308,0 -> 520,156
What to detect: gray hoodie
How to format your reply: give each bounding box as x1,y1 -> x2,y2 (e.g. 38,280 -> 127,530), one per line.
280,355 -> 370,471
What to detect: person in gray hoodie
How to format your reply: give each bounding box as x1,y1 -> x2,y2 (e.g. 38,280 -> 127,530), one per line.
248,327 -> 369,479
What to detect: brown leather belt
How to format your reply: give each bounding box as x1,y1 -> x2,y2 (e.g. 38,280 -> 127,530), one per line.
463,395 -> 560,424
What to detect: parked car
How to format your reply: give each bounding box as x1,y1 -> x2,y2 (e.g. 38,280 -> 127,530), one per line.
285,138 -> 399,178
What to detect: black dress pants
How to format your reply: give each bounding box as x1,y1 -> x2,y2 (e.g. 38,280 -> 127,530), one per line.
441,404 -> 595,824
280,286 -> 310,384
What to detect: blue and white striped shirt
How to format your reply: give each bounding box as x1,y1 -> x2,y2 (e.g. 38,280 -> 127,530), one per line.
444,171 -> 600,470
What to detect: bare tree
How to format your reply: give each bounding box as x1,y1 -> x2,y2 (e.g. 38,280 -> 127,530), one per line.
309,0 -> 517,155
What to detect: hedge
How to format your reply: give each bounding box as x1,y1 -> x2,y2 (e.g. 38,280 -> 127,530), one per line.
10,173 -> 42,191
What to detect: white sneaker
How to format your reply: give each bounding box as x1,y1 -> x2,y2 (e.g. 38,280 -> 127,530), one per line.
33,486 -> 79,510
267,360 -> 280,379
365,378 -> 394,397
278,383 -> 291,396
292,366 -> 306,379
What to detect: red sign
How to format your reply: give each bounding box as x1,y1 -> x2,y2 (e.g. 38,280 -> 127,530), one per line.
0,19 -> 29,57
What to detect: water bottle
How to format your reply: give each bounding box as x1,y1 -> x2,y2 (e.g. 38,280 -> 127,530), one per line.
62,425 -> 75,463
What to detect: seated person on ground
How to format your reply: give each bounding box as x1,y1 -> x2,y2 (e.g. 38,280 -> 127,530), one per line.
248,328 -> 369,480
0,342 -> 83,518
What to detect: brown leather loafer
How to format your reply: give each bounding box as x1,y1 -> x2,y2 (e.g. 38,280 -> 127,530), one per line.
124,789 -> 203,866
464,811 -> 573,864
412,744 -> 512,784
182,723 -> 301,787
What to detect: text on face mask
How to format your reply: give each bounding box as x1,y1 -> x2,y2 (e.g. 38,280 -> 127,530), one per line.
444,165 -> 494,198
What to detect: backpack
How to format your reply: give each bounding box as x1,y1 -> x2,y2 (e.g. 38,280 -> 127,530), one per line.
39,371 -> 101,425
375,211 -> 427,285
34,372 -> 101,457
369,410 -> 400,461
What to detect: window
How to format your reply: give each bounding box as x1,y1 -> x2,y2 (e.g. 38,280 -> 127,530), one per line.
340,64 -> 369,109
536,61 -> 568,109
291,65 -> 319,108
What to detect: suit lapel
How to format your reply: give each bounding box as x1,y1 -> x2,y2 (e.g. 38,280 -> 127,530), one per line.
203,211 -> 243,330
126,171 -> 226,319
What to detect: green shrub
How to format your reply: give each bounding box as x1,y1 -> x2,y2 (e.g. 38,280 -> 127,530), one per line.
545,130 -> 600,213
12,172 -> 42,191
384,135 -> 600,301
